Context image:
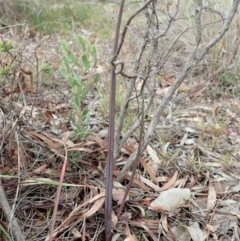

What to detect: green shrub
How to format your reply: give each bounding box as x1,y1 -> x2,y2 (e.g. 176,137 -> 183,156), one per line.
60,35 -> 100,140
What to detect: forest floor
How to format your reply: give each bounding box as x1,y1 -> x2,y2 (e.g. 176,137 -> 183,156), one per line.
1,2 -> 240,241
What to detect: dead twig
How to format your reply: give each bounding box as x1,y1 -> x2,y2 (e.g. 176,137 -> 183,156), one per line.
0,178 -> 25,241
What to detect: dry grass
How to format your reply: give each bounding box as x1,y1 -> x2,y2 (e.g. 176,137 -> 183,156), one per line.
0,1 -> 240,240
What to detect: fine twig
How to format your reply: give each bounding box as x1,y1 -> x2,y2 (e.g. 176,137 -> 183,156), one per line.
114,0 -> 154,159
117,75 -> 146,218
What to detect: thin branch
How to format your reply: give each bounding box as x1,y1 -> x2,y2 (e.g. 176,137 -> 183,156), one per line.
114,2 -> 153,159
112,0 -> 154,62
105,0 -> 125,240
117,87 -> 145,218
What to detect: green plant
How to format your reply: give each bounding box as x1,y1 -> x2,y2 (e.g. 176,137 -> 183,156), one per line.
0,66 -> 11,76
0,41 -> 14,52
40,64 -> 53,75
10,0 -> 112,37
60,35 -> 100,140
219,69 -> 239,88
0,41 -> 14,77
0,224 -> 13,241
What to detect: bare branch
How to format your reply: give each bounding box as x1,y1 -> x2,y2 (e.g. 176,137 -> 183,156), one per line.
117,0 -> 240,183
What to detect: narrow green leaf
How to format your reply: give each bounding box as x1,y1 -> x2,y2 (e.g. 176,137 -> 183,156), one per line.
76,35 -> 86,50
69,52 -> 79,66
0,224 -> 12,241
82,55 -> 90,73
59,68 -> 69,79
63,56 -> 70,71
71,77 -> 80,87
91,46 -> 97,67
72,70 -> 80,81
94,73 -> 100,83
60,41 -> 70,54
74,94 -> 81,107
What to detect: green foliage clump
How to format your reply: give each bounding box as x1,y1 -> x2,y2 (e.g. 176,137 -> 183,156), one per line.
0,41 -> 14,53
0,41 -> 14,77
60,35 -> 100,140
40,65 -> 53,75
0,66 -> 11,76
219,70 -> 239,88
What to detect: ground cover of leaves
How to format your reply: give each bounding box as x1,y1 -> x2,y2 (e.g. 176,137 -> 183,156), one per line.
1,20 -> 240,241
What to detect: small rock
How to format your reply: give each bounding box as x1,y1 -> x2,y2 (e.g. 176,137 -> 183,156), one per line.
98,129 -> 108,138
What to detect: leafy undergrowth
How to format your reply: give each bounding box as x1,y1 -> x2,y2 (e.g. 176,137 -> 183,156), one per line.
1,4 -> 240,241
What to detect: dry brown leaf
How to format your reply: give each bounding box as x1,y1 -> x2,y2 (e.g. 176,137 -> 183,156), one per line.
140,223 -> 158,241
206,223 -> 220,232
186,222 -> 204,241
175,177 -> 188,188
127,171 -> 160,191
32,164 -> 48,174
161,213 -> 169,232
20,69 -> 34,95
125,222 -> 131,237
156,176 -> 169,182
140,197 -> 155,206
139,157 -> 158,183
28,131 -> 58,150
234,222 -> 240,241
171,226 -> 191,241
146,146 -> 160,180
89,192 -> 105,203
203,122 -> 221,135
70,226 -> 81,238
66,147 -> 94,152
112,233 -> 122,241
158,170 -> 178,191
82,197 -> 105,218
147,145 -> 162,165
19,145 -> 27,168
207,182 -> 216,210
44,169 -> 61,178
119,172 -> 151,192
112,211 -> 118,228
156,86 -> 170,95
122,144 -> 135,155
112,188 -> 129,205
131,204 -> 145,217
162,73 -> 175,86
88,135 -> 105,146
113,170 -> 151,191
42,110 -> 53,125
129,221 -> 158,241
178,82 -> 191,92
190,196 -> 208,216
